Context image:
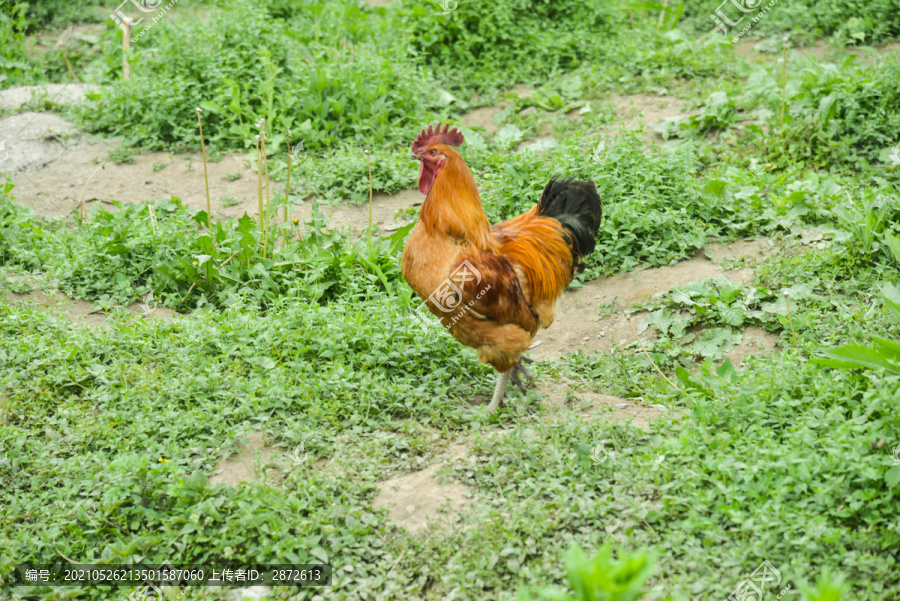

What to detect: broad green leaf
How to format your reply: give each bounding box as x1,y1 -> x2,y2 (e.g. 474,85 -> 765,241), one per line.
885,466 -> 900,490
881,281 -> 900,321
815,344 -> 900,375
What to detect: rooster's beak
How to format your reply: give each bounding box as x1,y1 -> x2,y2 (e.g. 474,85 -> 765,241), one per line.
410,152 -> 421,160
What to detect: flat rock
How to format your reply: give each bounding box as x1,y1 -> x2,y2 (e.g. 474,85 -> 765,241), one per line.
0,112 -> 79,173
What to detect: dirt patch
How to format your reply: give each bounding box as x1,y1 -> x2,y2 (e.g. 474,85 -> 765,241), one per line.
508,84 -> 533,99
461,85 -> 534,135
792,40 -> 900,64
796,41 -> 830,61
462,107 -> 502,134
723,325 -> 779,368
707,238 -> 773,262
611,94 -> 690,129
5,119 -> 422,229
733,39 -> 763,61
531,240 -> 774,360
315,188 -> 421,234
3,290 -> 104,327
844,41 -> 900,62
541,382 -> 664,431
210,432 -> 281,487
8,135 -> 265,218
372,443 -> 471,533
1,289 -> 178,326
0,84 -> 101,111
0,112 -> 80,175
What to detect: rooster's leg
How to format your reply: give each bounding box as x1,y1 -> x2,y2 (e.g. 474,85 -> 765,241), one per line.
487,369 -> 511,413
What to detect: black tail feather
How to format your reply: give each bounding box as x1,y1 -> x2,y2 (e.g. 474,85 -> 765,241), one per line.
536,177 -> 603,272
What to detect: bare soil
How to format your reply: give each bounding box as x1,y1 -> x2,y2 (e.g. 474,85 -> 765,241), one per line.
723,325 -> 779,368
531,240 -> 775,360
462,107 -> 502,134
0,83 -> 100,111
1,289 -> 178,326
210,432 -> 281,487
372,443 -> 471,533
540,380 -> 665,431
609,93 -> 693,143
735,38 -> 900,63
611,93 -> 689,129
371,375 -> 680,532
461,85 -> 534,135
2,112 -> 422,229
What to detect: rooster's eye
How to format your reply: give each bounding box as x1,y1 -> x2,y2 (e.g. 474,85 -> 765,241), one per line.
430,150 -> 437,156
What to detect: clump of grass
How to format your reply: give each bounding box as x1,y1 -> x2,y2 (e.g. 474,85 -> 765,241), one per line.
225,172 -> 242,182
218,196 -> 241,208
152,162 -> 168,172
108,146 -> 135,165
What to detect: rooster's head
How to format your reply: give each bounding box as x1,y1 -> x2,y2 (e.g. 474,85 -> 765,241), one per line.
411,122 -> 464,195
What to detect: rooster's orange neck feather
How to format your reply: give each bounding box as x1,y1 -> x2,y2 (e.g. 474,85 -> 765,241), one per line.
420,146 -> 498,252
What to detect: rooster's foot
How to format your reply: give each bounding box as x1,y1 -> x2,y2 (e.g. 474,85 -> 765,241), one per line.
510,357 -> 536,393
486,357 -> 536,413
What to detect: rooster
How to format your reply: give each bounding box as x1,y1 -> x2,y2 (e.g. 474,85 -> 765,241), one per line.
401,123 -> 603,412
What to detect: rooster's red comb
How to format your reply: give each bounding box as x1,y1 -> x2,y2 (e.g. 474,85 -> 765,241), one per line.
411,122 -> 464,154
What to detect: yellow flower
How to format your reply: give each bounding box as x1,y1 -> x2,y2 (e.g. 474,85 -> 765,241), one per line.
158,457 -> 170,463
292,218 -> 299,224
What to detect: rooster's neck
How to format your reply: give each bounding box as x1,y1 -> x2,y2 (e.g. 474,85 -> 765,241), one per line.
420,153 -> 496,251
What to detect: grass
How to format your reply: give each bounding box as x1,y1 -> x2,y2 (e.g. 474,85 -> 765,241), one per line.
2,0 -> 900,600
